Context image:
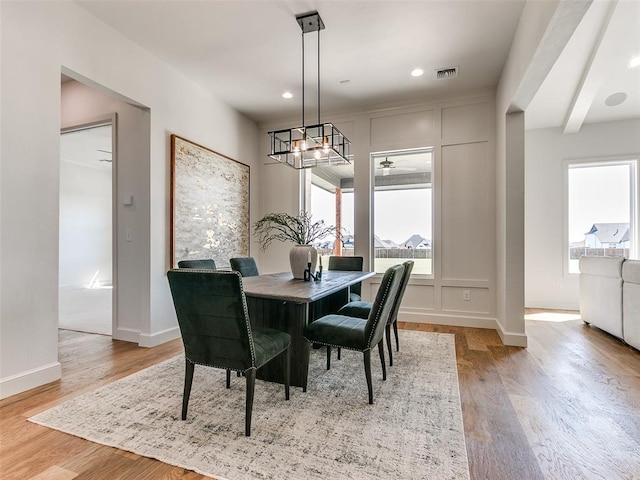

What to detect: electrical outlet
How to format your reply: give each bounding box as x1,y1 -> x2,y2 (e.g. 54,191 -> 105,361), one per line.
125,228 -> 133,242
462,289 -> 471,301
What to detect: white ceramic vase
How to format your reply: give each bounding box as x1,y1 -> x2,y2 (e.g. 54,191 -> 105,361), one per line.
289,244 -> 318,279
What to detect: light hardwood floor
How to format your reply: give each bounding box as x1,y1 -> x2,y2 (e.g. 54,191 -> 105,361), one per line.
1,316 -> 639,479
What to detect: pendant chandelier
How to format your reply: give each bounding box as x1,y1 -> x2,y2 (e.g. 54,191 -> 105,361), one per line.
268,11 -> 352,169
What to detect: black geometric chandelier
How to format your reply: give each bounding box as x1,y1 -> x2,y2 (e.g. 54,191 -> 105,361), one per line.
268,11 -> 352,169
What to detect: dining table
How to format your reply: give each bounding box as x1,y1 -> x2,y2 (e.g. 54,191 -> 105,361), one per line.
242,270 -> 375,390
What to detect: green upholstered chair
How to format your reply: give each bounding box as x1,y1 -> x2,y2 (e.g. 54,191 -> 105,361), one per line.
230,257 -> 260,277
337,260 -> 414,366
328,256 -> 364,302
303,263 -> 405,404
167,269 -> 291,436
177,259 -> 217,270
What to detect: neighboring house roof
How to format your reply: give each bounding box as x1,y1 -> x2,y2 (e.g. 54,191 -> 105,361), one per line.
403,234 -> 431,248
584,223 -> 630,244
373,235 -> 398,248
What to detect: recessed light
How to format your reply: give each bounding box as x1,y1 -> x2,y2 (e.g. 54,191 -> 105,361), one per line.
411,68 -> 424,77
628,54 -> 640,69
282,91 -> 293,99
605,92 -> 627,107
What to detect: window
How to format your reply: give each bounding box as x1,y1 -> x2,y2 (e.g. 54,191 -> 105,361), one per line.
306,162 -> 355,262
372,148 -> 434,275
567,160 -> 637,273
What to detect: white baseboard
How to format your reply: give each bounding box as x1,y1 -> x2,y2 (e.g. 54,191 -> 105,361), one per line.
113,326 -> 140,343
400,311 -> 529,347
525,301 -> 579,311
495,322 -> 528,347
0,362 -> 61,400
138,326 -> 181,348
399,311 -> 497,330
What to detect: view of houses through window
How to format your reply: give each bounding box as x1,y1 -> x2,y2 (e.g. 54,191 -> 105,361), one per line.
372,149 -> 433,274
306,147 -> 434,276
567,160 -> 637,273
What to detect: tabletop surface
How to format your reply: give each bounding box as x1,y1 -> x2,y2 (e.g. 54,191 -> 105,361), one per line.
242,270 -> 375,303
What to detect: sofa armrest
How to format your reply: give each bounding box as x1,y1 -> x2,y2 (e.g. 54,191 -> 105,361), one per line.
579,256 -> 624,339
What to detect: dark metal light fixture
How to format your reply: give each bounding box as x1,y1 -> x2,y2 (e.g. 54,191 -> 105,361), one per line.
268,11 -> 352,169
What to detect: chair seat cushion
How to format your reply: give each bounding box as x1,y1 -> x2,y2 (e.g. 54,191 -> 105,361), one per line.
252,327 -> 291,369
304,314 -> 368,351
337,301 -> 372,319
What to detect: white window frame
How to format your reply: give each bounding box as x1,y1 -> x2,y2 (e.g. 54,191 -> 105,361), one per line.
563,156 -> 638,276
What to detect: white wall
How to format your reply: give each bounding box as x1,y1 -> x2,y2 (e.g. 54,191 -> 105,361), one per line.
0,2 -> 259,398
525,119 -> 640,310
59,158 -> 112,288
258,91 -> 499,330
495,0 -> 589,346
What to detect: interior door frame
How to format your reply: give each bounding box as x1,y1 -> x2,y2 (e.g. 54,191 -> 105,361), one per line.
60,113 -> 118,335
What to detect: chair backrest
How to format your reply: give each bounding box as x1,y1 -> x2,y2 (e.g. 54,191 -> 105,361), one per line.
387,260 -> 414,325
364,264 -> 405,348
167,269 -> 255,371
230,257 -> 259,277
177,259 -> 217,270
328,256 -> 364,296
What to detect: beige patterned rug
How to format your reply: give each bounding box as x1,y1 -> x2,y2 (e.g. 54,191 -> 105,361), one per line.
30,331 -> 469,480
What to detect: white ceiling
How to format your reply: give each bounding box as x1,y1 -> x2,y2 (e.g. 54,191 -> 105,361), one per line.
76,0 -> 640,130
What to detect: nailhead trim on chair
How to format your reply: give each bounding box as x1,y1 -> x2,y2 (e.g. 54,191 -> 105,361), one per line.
365,267 -> 397,347
184,356 -> 249,374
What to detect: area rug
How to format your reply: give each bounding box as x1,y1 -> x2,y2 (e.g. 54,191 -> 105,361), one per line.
30,330 -> 469,480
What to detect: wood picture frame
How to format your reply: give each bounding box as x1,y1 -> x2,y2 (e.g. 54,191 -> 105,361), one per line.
170,134 -> 250,269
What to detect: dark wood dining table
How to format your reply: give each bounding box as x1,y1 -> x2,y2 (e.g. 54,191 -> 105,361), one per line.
242,270 -> 375,390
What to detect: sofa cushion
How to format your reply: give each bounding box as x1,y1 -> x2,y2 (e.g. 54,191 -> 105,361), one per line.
622,260 -> 640,350
579,256 -> 623,339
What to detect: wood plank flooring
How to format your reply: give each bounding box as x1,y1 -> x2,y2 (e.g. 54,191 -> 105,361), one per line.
1,316 -> 639,479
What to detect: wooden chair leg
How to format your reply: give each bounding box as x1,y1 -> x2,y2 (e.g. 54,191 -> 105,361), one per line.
245,368 -> 256,436
284,347 -> 291,401
226,369 -> 231,388
393,320 -> 400,351
364,350 -> 373,404
385,324 -> 393,366
377,340 -> 387,381
326,346 -> 331,370
182,360 -> 195,420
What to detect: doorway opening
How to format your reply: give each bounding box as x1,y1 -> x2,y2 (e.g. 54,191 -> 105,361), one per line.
59,120 -> 116,336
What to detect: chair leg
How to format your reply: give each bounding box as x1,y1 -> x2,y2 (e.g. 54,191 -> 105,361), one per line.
326,346 -> 331,370
245,368 -> 256,436
226,369 -> 231,388
393,320 -> 400,351
284,348 -> 291,401
385,324 -> 393,367
377,340 -> 387,381
338,347 -> 341,360
182,360 -> 195,420
364,350 -> 373,404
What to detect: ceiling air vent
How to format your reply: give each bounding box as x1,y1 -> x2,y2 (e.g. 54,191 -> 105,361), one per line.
436,67 -> 458,79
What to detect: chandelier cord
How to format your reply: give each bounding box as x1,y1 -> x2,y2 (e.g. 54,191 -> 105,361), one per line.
317,27 -> 321,125
301,30 -> 305,128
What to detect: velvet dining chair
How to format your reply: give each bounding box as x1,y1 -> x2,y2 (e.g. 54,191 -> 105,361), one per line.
327,255 -> 364,302
229,257 -> 260,277
303,263 -> 405,404
337,260 -> 414,366
177,258 -> 217,270
167,269 -> 291,436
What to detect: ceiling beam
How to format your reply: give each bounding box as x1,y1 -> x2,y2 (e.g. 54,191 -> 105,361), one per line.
563,0 -> 636,133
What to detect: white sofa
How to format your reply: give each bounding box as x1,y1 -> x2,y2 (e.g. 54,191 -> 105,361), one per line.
579,256 -> 639,350
622,259 -> 640,350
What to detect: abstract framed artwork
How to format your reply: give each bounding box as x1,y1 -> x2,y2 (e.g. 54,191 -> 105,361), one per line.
170,135 -> 250,269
